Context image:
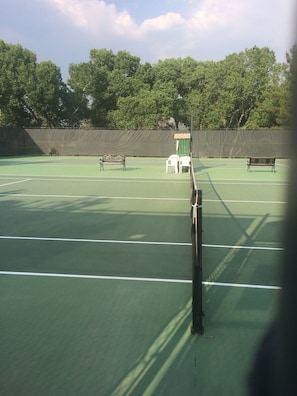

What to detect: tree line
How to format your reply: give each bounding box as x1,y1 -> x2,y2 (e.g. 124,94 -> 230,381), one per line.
0,39 -> 295,130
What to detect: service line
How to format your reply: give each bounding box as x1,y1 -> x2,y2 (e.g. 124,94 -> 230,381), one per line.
0,271 -> 280,290
0,178 -> 31,187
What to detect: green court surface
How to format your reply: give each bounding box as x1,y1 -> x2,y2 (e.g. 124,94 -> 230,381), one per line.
0,156 -> 288,395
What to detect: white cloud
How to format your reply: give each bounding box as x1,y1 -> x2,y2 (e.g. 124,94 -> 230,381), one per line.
189,0 -> 243,30
49,0 -> 136,34
47,0 -> 238,36
49,0 -> 94,28
44,0 -> 293,71
1,0 -> 292,79
140,12 -> 184,33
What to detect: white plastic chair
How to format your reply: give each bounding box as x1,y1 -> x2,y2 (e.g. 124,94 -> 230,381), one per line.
179,156 -> 191,173
166,154 -> 180,174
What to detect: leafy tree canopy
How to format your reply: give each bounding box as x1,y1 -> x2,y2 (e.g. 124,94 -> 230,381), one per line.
0,41 -> 293,129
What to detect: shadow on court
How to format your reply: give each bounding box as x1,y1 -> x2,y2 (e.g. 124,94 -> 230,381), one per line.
0,156 -> 287,395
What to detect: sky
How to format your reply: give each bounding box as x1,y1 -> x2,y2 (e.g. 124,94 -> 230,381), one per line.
0,0 -> 295,80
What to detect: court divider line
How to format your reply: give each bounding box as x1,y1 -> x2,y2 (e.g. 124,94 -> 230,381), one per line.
203,243 -> 283,251
0,193 -> 188,201
0,235 -> 189,246
0,235 -> 284,250
195,180 -> 288,186
0,271 -> 281,290
205,199 -> 286,204
0,193 -> 287,204
0,175 -> 287,186
0,175 -> 190,183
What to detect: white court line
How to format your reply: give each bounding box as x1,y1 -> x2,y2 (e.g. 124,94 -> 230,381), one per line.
203,243 -> 283,251
0,193 -> 286,204
0,271 -> 281,290
0,178 -> 31,187
205,199 -> 286,204
0,235 -> 283,251
203,281 -> 280,290
0,193 -> 188,201
0,175 -> 189,183
196,180 -> 287,186
0,271 -> 190,283
0,235 -> 189,246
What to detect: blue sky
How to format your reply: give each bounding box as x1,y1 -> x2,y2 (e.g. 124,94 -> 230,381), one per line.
0,0 -> 294,80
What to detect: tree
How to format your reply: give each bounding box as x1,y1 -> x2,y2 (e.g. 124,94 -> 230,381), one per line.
153,58 -> 188,128
0,40 -> 70,127
108,81 -> 180,129
68,60 -> 110,127
26,61 -> 67,127
2,40 -> 290,129
89,48 -> 115,71
114,50 -> 140,77
183,61 -> 220,129
213,46 -> 278,129
247,61 -> 289,128
135,62 -> 155,88
0,40 -> 36,126
68,49 -> 144,127
108,88 -> 157,129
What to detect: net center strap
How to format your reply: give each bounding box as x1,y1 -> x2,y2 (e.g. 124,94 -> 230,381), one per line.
192,192 -> 202,223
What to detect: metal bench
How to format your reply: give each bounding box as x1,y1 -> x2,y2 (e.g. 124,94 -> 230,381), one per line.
247,157 -> 276,172
99,154 -> 126,171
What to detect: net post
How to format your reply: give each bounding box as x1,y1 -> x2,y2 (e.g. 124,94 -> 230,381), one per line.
190,112 -> 193,156
191,189 -> 204,335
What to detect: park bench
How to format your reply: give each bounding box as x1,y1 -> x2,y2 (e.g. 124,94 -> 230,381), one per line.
99,154 -> 126,171
49,148 -> 59,156
247,157 -> 276,172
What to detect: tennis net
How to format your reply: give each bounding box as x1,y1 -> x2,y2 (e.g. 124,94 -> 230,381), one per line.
190,155 -> 204,335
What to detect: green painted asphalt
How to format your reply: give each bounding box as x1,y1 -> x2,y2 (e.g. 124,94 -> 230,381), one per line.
0,156 -> 288,395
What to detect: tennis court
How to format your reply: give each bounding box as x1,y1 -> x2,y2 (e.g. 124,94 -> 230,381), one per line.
0,156 -> 288,395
